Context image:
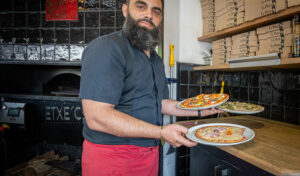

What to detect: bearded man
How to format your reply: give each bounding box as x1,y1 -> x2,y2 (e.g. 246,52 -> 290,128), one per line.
79,0 -> 222,175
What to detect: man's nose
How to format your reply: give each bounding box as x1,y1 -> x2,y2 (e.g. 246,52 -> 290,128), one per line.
144,9 -> 153,20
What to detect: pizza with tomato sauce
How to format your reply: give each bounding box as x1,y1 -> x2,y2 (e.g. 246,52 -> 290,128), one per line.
178,93 -> 229,110
195,125 -> 246,143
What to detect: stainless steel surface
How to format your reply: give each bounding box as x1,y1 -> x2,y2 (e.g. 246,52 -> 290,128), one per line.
0,102 -> 26,124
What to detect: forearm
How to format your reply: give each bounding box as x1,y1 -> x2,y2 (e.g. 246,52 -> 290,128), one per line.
162,99 -> 223,117
82,99 -> 161,139
161,99 -> 198,116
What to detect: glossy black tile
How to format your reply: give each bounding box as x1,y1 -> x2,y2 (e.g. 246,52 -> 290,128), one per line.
257,104 -> 271,119
116,11 -> 125,28
85,12 -> 99,27
70,29 -> 84,44
55,21 -> 69,28
28,29 -> 40,43
180,85 -> 188,99
85,29 -> 99,43
259,71 -> 271,88
285,108 -> 300,124
240,72 -> 248,87
14,0 -> 27,11
14,13 -> 27,27
188,86 -> 200,97
41,29 -> 54,43
0,13 -> 13,27
231,73 -> 240,87
14,29 -> 27,43
0,0 -> 13,11
213,85 -> 221,94
223,73 -> 232,86
202,72 -> 212,85
70,12 -> 84,27
28,12 -> 41,27
27,0 -> 40,11
272,88 -> 284,106
41,12 -> 54,27
190,71 -> 201,85
260,88 -> 272,104
240,87 -> 248,101
271,105 -> 284,122
180,71 -> 188,84
116,0 -> 126,10
0,29 -> 13,43
249,88 -> 259,102
229,86 -> 240,100
202,86 -> 212,94
55,29 -> 69,44
249,72 -> 259,87
286,90 -> 300,108
100,11 -> 115,27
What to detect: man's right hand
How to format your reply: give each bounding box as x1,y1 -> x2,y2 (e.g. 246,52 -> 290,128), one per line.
160,124 -> 197,148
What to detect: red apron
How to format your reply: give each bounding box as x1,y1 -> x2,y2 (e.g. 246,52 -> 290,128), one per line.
82,140 -> 159,176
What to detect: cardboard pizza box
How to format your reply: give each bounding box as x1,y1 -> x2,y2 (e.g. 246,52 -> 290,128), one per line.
287,0 -> 300,7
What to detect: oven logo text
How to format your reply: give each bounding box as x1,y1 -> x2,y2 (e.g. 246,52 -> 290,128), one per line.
45,106 -> 83,121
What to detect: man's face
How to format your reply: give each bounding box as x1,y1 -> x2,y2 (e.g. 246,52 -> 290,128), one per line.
122,0 -> 163,51
122,0 -> 163,30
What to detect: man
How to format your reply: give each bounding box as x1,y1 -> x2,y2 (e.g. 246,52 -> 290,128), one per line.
79,0 -> 222,175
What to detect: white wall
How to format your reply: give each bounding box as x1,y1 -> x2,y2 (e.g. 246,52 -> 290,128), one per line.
163,0 -> 212,75
162,0 -> 211,175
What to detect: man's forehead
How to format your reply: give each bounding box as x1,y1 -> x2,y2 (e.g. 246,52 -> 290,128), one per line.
130,0 -> 163,9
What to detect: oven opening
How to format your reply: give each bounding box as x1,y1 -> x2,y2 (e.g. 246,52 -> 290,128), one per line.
43,73 -> 80,97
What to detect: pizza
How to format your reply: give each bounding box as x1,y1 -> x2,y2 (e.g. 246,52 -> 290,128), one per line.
218,101 -> 264,112
195,125 -> 246,143
178,93 -> 229,109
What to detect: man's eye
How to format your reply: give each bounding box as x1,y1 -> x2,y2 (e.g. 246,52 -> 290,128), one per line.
153,10 -> 161,16
136,5 -> 145,10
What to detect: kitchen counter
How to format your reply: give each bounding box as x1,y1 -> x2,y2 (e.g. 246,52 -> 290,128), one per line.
177,115 -> 300,176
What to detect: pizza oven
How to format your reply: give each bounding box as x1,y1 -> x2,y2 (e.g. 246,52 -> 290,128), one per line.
0,64 -> 83,172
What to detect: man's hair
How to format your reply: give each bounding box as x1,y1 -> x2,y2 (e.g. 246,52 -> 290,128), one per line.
125,0 -> 164,7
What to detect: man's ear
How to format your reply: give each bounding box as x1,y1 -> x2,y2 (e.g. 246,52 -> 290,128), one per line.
122,4 -> 128,18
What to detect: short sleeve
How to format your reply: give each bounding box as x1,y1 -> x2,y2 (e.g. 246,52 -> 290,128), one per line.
79,37 -> 126,105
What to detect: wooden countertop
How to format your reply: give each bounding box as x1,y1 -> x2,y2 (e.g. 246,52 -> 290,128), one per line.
177,116 -> 300,176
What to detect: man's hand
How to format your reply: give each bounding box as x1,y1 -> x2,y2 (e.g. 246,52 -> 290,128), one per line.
201,108 -> 224,117
161,124 -> 197,148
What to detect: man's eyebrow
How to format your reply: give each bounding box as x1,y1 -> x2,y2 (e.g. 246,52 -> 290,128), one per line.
135,0 -> 147,6
153,7 -> 162,13
135,0 -> 162,13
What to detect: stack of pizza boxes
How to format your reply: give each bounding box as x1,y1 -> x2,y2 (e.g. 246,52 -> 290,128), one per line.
287,0 -> 300,7
214,0 -> 237,31
236,0 -> 245,25
201,0 -> 215,35
256,21 -> 293,57
212,37 -> 232,65
230,30 -> 258,58
245,0 -> 287,22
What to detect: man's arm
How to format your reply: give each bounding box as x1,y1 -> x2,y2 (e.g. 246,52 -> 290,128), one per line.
82,99 -> 196,147
161,99 -> 223,117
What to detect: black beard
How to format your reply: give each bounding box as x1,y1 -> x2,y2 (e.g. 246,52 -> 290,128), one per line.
122,13 -> 160,51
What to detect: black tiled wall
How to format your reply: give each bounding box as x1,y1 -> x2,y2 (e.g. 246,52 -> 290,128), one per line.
176,63 -> 300,176
0,0 -> 126,61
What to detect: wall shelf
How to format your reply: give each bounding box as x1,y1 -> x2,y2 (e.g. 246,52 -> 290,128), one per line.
193,57 -> 300,71
197,5 -> 300,42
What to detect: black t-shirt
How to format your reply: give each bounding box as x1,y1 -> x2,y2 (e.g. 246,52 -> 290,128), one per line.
79,30 -> 169,147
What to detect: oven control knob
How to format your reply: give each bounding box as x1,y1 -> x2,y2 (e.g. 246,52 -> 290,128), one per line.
2,105 -> 7,110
